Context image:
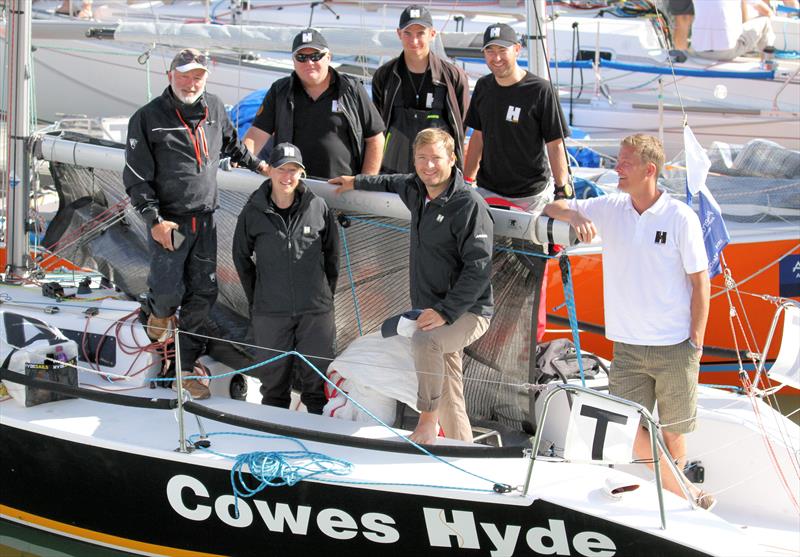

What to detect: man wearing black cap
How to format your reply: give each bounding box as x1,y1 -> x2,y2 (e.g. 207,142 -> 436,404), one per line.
233,143 -> 339,414
124,48 -> 268,399
243,29 -> 385,179
371,5 -> 469,174
464,23 -> 571,213
331,128 -> 493,444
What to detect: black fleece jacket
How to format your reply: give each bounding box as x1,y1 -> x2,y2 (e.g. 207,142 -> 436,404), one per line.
232,180 -> 339,317
355,170 -> 493,323
371,52 -> 469,165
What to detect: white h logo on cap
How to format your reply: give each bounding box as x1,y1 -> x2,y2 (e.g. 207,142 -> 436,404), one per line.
284,146 -> 296,157
409,8 -> 420,17
302,32 -> 313,43
490,26 -> 501,38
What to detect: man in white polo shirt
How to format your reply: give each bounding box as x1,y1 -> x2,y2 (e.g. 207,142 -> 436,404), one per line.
543,134 -> 714,510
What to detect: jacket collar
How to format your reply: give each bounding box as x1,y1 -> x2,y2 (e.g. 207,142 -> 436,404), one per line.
394,51 -> 446,85
161,86 -> 207,118
251,179 -> 312,214
289,67 -> 341,98
414,168 -> 465,205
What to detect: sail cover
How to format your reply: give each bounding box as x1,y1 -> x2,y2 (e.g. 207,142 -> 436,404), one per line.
41,133 -> 546,435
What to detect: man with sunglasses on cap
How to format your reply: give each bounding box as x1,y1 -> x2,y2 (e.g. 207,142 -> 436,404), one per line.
124,48 -> 268,400
371,5 -> 469,174
243,29 -> 385,179
464,23 -> 571,212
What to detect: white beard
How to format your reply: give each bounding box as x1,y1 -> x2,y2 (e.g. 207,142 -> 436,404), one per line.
171,85 -> 204,105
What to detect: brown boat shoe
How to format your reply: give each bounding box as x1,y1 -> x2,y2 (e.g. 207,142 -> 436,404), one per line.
146,313 -> 175,342
174,376 -> 211,400
695,490 -> 717,511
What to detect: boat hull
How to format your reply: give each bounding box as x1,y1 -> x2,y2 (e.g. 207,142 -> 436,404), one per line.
0,423 -> 709,557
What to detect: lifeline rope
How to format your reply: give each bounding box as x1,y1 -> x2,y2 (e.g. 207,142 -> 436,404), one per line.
338,224 -> 364,336
154,349 -> 511,495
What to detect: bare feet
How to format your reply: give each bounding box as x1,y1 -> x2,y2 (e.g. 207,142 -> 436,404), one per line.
408,411 -> 439,444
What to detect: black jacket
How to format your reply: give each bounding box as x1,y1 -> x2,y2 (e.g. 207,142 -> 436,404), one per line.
355,170 -> 493,323
123,87 -> 261,219
371,52 -> 469,165
268,68 -> 368,170
232,180 -> 339,317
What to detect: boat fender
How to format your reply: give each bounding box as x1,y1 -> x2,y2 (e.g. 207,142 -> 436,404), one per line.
533,216 -> 579,247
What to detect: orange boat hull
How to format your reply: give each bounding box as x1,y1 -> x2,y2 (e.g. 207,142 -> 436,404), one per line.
543,239 -> 800,393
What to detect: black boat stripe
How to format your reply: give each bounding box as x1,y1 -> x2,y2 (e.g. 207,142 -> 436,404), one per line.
184,402 -> 525,458
0,366 -> 523,458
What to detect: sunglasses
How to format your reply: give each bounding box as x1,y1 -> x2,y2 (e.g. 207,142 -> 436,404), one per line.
174,50 -> 209,67
294,51 -> 327,63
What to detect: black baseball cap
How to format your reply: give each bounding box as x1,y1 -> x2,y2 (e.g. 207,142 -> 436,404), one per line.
482,23 -> 519,50
269,143 -> 305,169
399,5 -> 433,29
292,28 -> 329,54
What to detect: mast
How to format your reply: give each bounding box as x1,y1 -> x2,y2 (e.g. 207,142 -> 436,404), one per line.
3,0 -> 32,280
525,0 -> 547,79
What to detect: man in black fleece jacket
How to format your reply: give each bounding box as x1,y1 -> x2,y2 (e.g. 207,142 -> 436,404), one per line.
331,128 -> 494,444
124,48 -> 268,398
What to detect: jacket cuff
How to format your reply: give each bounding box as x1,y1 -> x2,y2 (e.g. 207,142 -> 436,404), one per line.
249,157 -> 265,173
141,206 -> 161,227
433,304 -> 453,324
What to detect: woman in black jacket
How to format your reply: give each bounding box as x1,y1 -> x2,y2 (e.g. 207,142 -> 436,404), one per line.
232,143 -> 339,414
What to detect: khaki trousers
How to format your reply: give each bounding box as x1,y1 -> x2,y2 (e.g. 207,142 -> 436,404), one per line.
412,312 -> 490,442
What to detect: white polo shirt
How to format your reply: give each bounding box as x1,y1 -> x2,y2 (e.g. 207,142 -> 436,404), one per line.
691,0 -> 742,52
570,192 -> 708,346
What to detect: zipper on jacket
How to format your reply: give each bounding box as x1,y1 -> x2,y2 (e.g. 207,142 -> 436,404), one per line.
275,210 -> 297,316
286,212 -> 297,315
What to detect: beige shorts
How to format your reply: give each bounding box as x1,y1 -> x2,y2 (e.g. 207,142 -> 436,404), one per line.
609,339 -> 701,434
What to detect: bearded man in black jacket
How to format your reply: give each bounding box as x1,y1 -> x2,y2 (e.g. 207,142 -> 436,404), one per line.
124,48 -> 268,399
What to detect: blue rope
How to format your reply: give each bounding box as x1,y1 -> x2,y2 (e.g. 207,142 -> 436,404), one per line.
189,430 -> 510,520
188,432 -> 352,518
172,350 -> 506,492
149,349 -> 297,383
339,225 -> 363,336
699,383 -> 745,394
494,245 -> 557,260
559,254 -> 587,387
346,216 -> 409,233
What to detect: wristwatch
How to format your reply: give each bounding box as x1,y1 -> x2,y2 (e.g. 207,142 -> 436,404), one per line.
553,178 -> 574,200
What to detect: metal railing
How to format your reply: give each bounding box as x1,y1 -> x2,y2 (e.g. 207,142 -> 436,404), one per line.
522,383 -> 696,529
753,299 -> 800,391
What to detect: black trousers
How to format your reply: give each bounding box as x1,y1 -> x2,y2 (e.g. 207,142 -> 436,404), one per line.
252,311 -> 335,414
144,213 -> 218,371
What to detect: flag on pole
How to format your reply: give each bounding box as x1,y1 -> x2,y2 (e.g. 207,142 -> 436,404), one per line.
683,125 -> 730,278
